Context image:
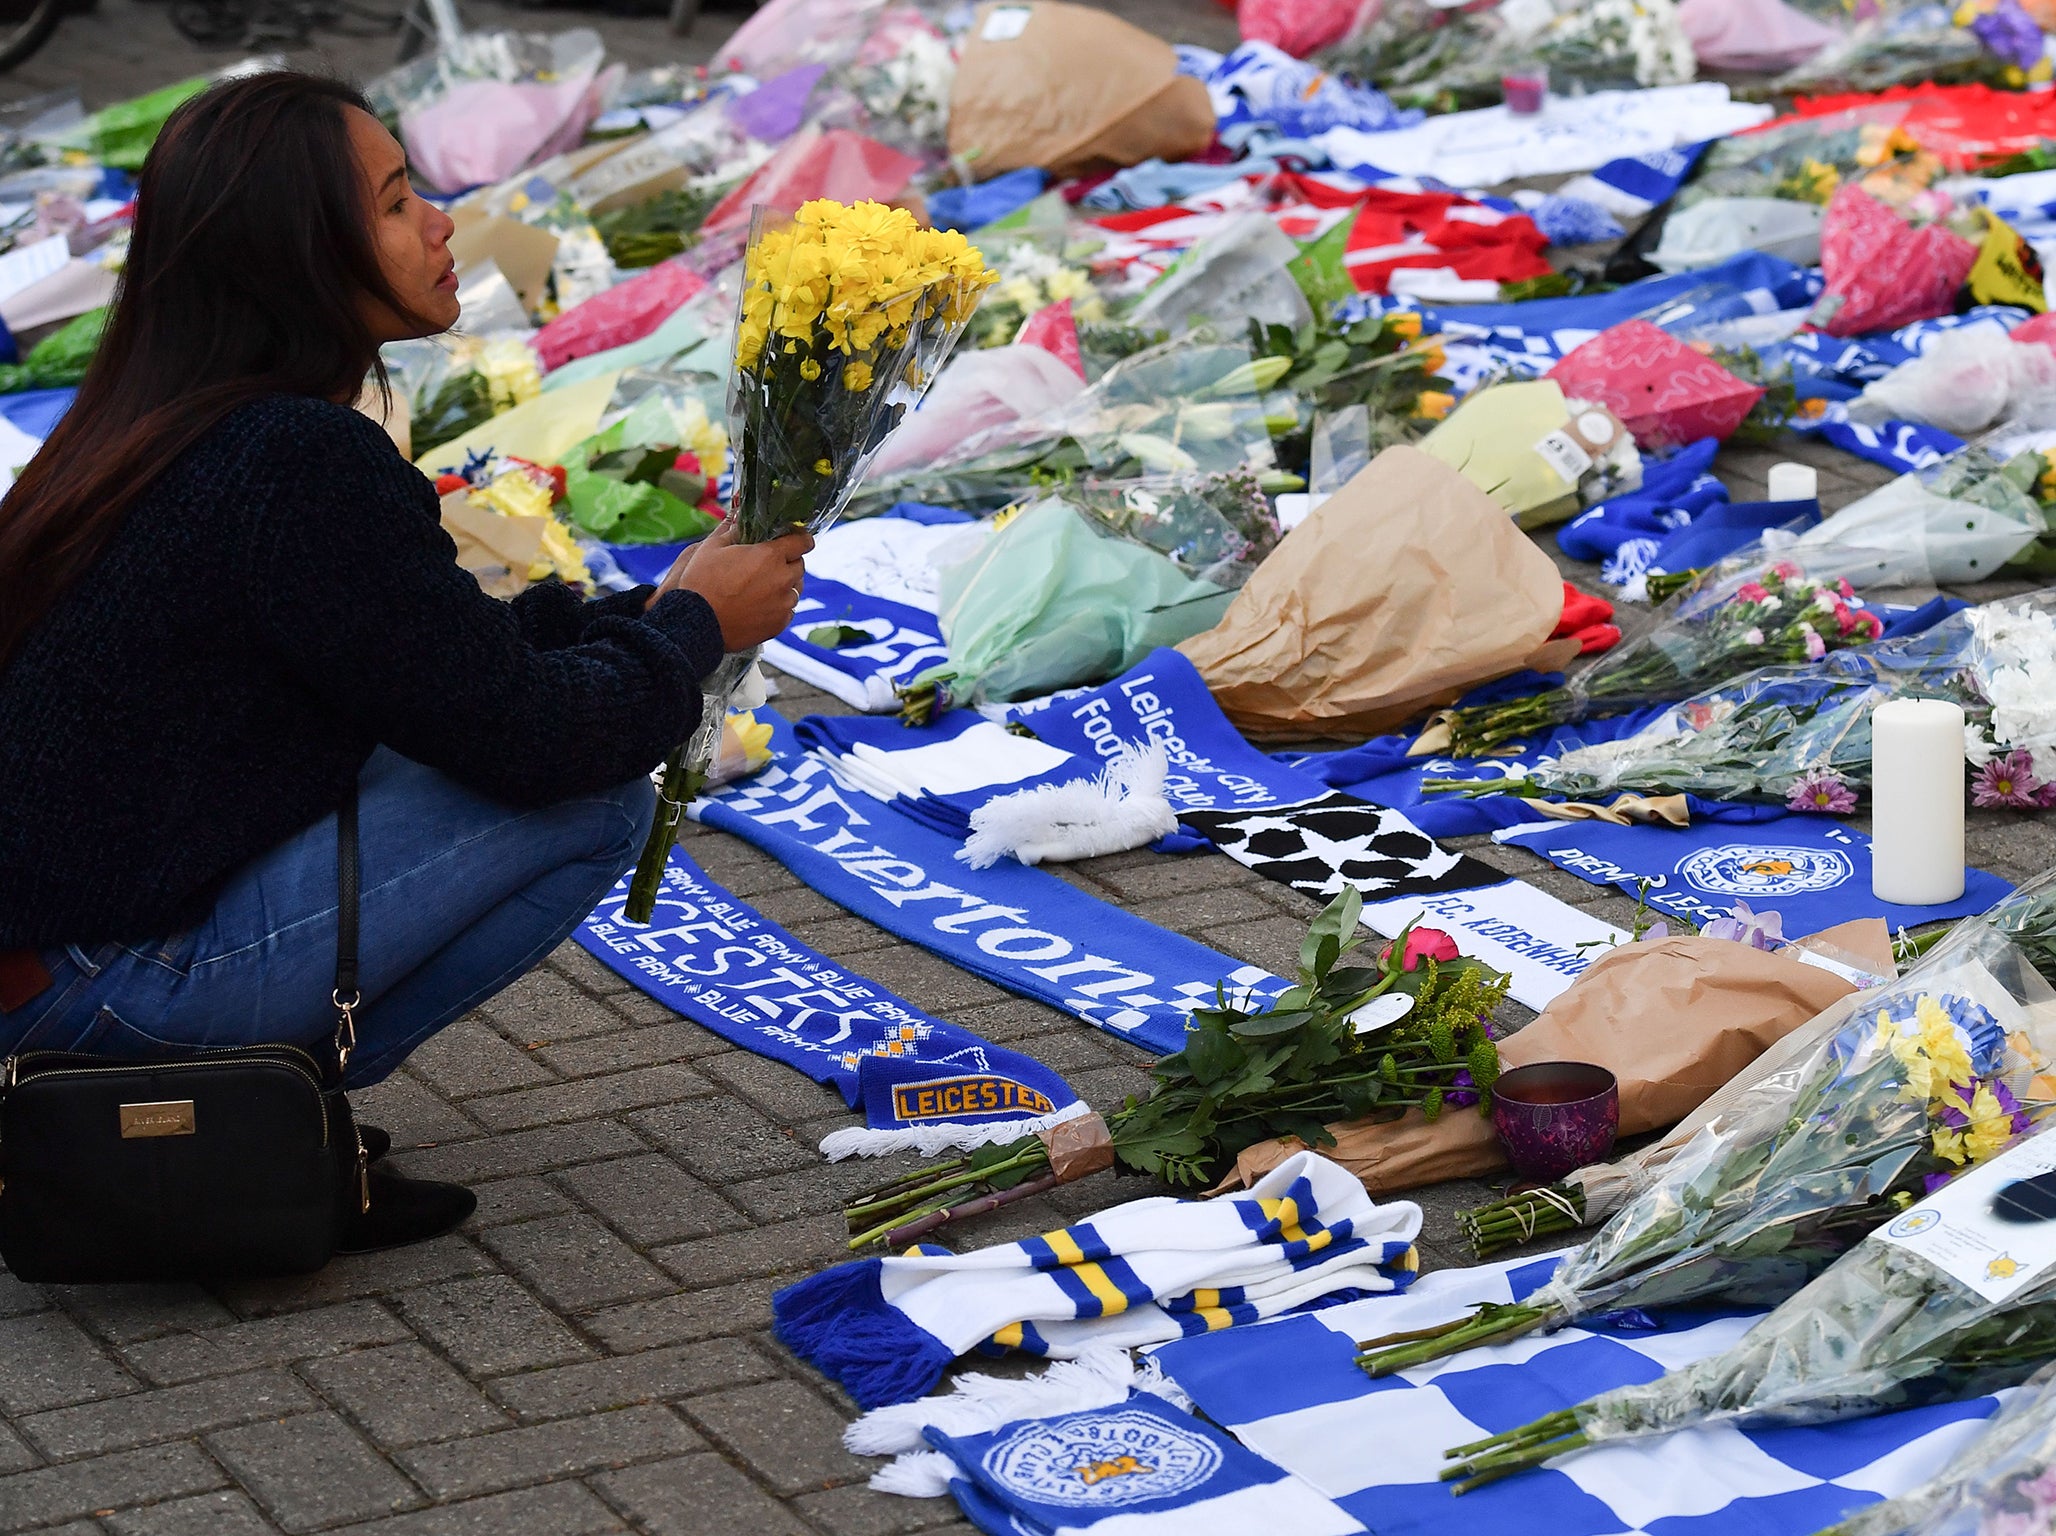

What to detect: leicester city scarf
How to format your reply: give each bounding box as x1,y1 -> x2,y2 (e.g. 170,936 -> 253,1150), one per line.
576,848 -> 1083,1157
773,1150 -> 1421,1409
695,710 -> 1293,1054
934,1392 -> 1364,1536
1496,813 -> 2012,934
1148,1252 -> 2004,1536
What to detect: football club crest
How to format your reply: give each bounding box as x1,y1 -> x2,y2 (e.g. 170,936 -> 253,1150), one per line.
1677,843 -> 1854,898
982,1408 -> 1223,1509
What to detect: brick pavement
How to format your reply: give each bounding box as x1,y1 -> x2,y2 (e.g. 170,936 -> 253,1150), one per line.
4,11 -> 2056,1530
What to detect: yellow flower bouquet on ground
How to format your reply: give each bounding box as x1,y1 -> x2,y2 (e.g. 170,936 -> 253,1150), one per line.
622,199 -> 994,921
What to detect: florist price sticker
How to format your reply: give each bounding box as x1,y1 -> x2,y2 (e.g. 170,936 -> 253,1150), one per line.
1879,1130 -> 2056,1304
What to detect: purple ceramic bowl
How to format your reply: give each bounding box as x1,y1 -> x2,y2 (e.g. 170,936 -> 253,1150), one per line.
1491,1062 -> 1619,1185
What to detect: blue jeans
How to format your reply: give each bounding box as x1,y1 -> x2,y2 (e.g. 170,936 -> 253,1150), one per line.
1,749 -> 655,1088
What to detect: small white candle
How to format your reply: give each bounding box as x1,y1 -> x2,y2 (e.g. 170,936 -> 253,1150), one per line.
1767,462 -> 1818,503
1871,698 -> 1966,907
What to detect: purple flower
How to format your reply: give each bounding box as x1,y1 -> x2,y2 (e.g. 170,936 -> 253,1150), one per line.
1973,0 -> 2045,69
1703,899 -> 1785,951
1973,750 -> 2045,809
1922,1172 -> 1954,1195
1445,1069 -> 1479,1109
1787,770 -> 1857,814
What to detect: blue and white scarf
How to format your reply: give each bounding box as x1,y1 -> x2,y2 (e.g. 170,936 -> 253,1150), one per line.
695,711 -> 1293,1054
764,574 -> 950,714
1496,813 -> 2012,934
1148,1252 -> 2004,1536
576,848 -> 1084,1158
773,1150 -> 1421,1409
935,1392 -> 1365,1536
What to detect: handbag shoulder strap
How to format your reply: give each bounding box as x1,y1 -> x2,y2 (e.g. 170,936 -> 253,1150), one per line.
332,786 -> 361,1076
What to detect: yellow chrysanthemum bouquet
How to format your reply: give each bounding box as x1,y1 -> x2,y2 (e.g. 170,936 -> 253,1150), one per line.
623,199 -> 994,920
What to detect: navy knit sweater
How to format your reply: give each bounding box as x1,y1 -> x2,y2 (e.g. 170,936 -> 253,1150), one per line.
0,394 -> 725,949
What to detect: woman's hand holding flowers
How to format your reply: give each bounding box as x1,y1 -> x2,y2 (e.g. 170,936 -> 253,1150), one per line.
650,521 -> 814,651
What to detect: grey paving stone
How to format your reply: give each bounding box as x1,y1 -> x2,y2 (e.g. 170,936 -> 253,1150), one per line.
213,1240 -> 496,1319
105,1488 -> 282,1536
0,1444 -> 226,1530
696,1051 -> 854,1122
348,1075 -> 483,1151
48,1285 -> 237,1346
793,915 -> 901,955
0,1273 -> 52,1317
484,1337 -> 777,1422
549,1155 -> 741,1247
395,1405 -> 701,1501
589,1452 -> 810,1536
581,1281 -> 777,1354
478,1215 -> 674,1313
394,1278 -> 593,1378
387,1121 -> 646,1185
652,1214 -> 847,1289
940,997 -> 1074,1044
681,1380 -> 869,1496
821,948 -> 1009,1012
328,1483 -> 628,1536
1130,885 -> 1285,933
1197,913 -> 1306,975
630,1097 -> 818,1182
302,1344 -> 512,1449
605,991 -> 705,1028
480,971 -> 624,1045
19,1369 -> 312,1460
1081,852 -> 1251,903
742,884 -> 847,927
533,1020 -> 731,1078
403,1019 -> 558,1100
546,942 -> 634,997
208,1412 -> 424,1532
721,1162 -> 908,1226
463,1064 -> 717,1134
120,1303 -> 413,1387
795,1483 -> 970,1536
462,1176 -> 576,1229
0,1312 -> 138,1414
329,1482 -> 626,1536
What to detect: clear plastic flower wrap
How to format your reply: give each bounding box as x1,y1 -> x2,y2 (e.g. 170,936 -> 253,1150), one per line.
1359,900 -> 2056,1381
847,333 -> 1286,516
1437,550 -> 1897,758
1425,598 -> 1998,810
620,199 -> 994,921
1773,6 -> 1993,96
1321,0 -> 1694,110
1447,1103 -> 2056,1487
1063,468 -> 1282,590
1819,1361 -> 2056,1536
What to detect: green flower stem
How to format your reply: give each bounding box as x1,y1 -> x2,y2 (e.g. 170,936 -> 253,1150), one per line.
1446,1408 -> 1582,1461
1446,1431 -> 1590,1493
1422,776 -> 1548,800
845,1146 -> 1053,1251
621,749 -> 709,925
1355,1303 -> 1552,1377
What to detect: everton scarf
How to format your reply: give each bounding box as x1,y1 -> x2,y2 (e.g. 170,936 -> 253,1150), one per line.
1496,813 -> 2012,934
695,711 -> 1293,1054
1150,1252 -> 2004,1536
773,1150 -> 1420,1408
935,1393 -> 1364,1536
576,848 -> 1083,1158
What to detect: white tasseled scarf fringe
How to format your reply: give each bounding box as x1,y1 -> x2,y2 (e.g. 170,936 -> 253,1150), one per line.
959,742 -> 1177,869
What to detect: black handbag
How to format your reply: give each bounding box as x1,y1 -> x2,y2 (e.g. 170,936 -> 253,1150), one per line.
0,793 -> 371,1282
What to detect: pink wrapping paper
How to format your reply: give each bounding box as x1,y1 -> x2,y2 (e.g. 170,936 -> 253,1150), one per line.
533,261 -> 705,373
1546,320 -> 1766,450
1815,184 -> 1979,337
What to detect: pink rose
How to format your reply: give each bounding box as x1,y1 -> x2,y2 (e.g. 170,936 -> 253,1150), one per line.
1384,928 -> 1461,971
1735,582 -> 1771,603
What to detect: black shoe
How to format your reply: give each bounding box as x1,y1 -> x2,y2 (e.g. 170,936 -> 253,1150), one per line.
356,1124 -> 391,1164
336,1171 -> 476,1255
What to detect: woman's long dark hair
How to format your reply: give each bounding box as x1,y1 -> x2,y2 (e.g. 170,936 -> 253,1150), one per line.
0,71 -> 432,669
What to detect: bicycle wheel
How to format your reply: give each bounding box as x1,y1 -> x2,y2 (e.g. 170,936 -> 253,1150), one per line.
0,0 -> 62,73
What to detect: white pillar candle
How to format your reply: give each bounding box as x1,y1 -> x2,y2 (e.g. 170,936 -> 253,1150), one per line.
1767,462 -> 1818,503
1871,698 -> 1966,907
